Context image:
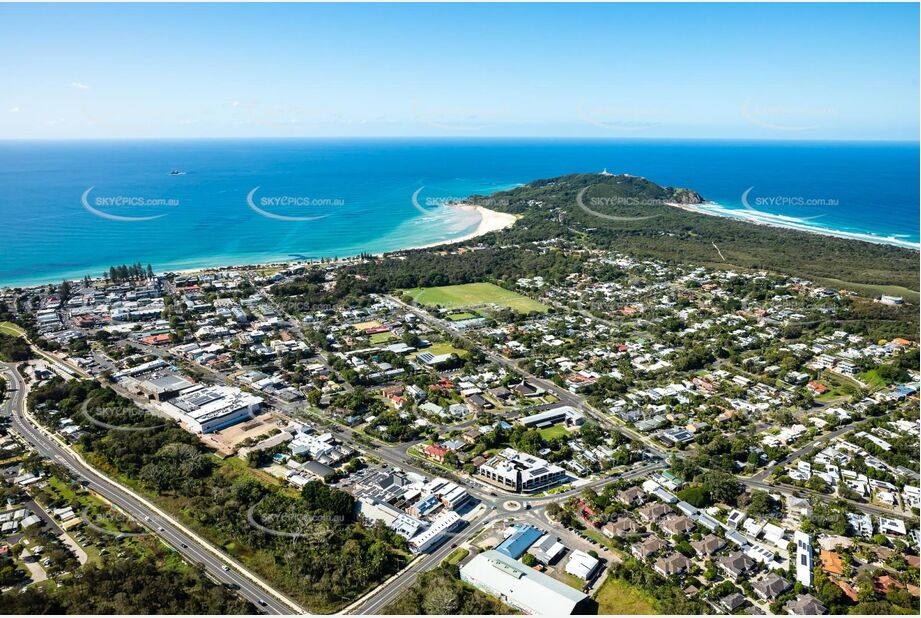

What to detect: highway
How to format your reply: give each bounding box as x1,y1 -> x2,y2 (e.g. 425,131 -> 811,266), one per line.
353,509 -> 501,614
1,362 -> 303,616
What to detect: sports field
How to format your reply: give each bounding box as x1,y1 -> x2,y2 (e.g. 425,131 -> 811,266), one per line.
404,283 -> 548,314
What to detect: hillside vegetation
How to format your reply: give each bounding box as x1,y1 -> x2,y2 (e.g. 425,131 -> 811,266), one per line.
468,173 -> 919,295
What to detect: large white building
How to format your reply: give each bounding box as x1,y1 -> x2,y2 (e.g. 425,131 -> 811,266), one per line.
163,384 -> 262,433
565,549 -> 599,580
408,510 -> 461,553
794,531 -> 813,587
460,550 -> 589,615
478,448 -> 567,493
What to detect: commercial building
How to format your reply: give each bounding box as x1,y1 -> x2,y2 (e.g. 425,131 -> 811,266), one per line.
565,550 -> 600,580
529,533 -> 566,564
358,498 -> 425,539
478,448 -> 567,493
408,510 -> 462,553
518,405 -> 585,429
460,550 -> 590,615
137,373 -> 196,402
495,524 -> 542,559
163,385 -> 262,433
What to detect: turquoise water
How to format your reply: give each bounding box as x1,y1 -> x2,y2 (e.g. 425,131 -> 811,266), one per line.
0,138 -> 917,287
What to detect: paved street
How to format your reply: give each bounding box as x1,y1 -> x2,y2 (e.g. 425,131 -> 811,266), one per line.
2,362 -> 302,615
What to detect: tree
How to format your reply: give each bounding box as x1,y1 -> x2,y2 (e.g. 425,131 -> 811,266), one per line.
747,490 -> 776,516
700,470 -> 742,506
677,485 -> 710,508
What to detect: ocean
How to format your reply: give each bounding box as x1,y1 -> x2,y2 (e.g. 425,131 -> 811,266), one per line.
0,138 -> 917,287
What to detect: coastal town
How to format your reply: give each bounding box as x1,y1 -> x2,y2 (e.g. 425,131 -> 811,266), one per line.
1,239 -> 917,615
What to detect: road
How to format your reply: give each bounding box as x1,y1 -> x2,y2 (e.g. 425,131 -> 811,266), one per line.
385,294 -> 668,459
353,510 -> 500,614
749,417 -> 870,482
740,478 -> 905,518
1,362 -> 302,615
350,459 -> 667,615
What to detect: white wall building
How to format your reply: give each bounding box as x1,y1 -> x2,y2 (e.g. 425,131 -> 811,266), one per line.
794,531 -> 813,588
460,550 -> 588,615
163,384 -> 262,433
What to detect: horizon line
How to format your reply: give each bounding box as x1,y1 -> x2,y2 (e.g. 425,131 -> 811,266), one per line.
1,135 -> 918,144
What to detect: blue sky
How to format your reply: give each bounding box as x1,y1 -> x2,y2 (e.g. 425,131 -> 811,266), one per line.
1,3 -> 918,140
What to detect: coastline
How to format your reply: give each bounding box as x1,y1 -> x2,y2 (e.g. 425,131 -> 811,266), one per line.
403,204 -> 519,252
667,202 -> 920,251
166,205 -> 518,277
3,190 -> 917,290
0,204 -> 519,290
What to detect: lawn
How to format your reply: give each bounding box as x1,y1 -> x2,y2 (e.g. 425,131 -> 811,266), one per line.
409,341 -> 468,359
445,311 -> 480,321
369,331 -> 397,345
859,369 -> 888,390
403,282 -> 549,314
0,321 -> 25,337
538,424 -> 570,441
594,577 -> 657,614
444,547 -> 470,565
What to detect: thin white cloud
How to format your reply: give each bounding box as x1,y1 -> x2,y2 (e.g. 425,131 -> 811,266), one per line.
71,81 -> 90,90
9,106 -> 20,113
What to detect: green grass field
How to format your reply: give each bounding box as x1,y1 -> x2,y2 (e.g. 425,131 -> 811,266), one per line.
445,311 -> 480,321
0,321 -> 25,337
369,331 -> 398,345
814,277 -> 920,305
594,577 -> 657,614
859,369 -> 888,390
403,282 -> 548,314
409,341 -> 468,359
444,548 -> 470,565
538,424 -> 570,441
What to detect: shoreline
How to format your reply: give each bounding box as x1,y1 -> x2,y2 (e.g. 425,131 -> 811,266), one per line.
163,204 -> 518,278
0,204 -> 519,290
667,201 -> 920,251
403,204 -> 519,252
2,195 -> 917,290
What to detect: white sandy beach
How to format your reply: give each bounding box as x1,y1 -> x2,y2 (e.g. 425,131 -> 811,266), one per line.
666,202 -> 920,250
407,204 -> 519,252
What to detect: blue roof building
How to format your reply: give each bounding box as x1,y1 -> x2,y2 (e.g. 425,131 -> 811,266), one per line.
496,524 -> 543,559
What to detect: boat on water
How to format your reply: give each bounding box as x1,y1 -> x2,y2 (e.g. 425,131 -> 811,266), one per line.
169,169 -> 186,176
